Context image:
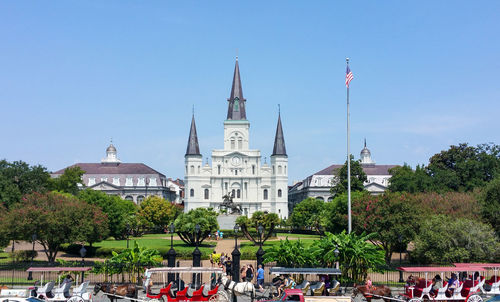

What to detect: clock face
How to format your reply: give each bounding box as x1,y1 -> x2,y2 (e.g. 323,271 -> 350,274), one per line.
231,156 -> 241,166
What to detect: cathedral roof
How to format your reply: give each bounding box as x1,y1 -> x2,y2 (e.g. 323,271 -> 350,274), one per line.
272,113 -> 287,156
186,114 -> 201,156
52,163 -> 165,176
226,58 -> 247,120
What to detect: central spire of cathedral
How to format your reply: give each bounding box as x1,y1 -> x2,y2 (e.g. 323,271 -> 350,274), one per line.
227,57 -> 247,120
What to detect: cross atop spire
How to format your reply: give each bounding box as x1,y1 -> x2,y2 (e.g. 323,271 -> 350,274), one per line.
227,58 -> 247,120
185,114 -> 201,156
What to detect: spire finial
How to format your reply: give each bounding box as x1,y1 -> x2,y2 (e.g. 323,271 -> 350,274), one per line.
346,57 -> 350,63
278,104 -> 280,115
364,138 -> 366,147
192,105 -> 195,116
236,48 -> 238,61
110,138 -> 113,144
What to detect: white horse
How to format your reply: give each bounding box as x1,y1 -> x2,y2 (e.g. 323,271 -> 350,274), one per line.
221,274 -> 256,299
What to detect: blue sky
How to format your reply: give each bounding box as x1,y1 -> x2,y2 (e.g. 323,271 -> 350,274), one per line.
1,1 -> 499,183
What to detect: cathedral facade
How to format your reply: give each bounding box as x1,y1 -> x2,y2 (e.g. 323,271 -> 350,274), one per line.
183,59 -> 289,218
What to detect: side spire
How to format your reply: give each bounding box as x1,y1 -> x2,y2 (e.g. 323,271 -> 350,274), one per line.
227,58 -> 247,120
272,111 -> 287,156
185,114 -> 201,156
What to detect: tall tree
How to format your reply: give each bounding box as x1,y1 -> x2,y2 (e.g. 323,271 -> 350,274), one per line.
331,155 -> 367,195
138,196 -> 181,232
174,208 -> 219,246
50,166 -> 85,195
321,191 -> 369,234
427,143 -> 500,192
236,211 -> 280,245
4,192 -> 109,262
388,164 -> 434,193
78,189 -> 137,239
352,192 -> 420,265
289,197 -> 325,233
0,160 -> 51,208
480,176 -> 500,236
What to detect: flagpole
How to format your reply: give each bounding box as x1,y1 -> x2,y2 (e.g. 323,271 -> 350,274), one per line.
346,57 -> 352,234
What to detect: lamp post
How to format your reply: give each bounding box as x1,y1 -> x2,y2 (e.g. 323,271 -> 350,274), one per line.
231,224 -> 240,282
334,246 -> 340,270
192,224 -> 201,287
167,223 -> 176,283
79,245 -> 87,282
27,234 -> 37,280
398,235 -> 404,283
256,224 -> 265,268
11,240 -> 15,287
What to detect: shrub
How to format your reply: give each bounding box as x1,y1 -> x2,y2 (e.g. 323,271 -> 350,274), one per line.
8,250 -> 38,262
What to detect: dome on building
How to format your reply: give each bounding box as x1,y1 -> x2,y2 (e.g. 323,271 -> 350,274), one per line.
360,139 -> 375,165
102,142 -> 121,164
106,144 -> 117,152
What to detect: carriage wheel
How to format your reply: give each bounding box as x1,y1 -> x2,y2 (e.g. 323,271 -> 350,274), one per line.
68,296 -> 85,302
149,299 -> 161,302
409,299 -> 422,302
466,294 -> 483,302
212,291 -> 230,302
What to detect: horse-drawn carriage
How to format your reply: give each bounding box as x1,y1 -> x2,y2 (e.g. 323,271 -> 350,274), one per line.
143,267 -> 230,302
258,267 -> 351,302
25,267 -> 93,302
396,266 -> 485,302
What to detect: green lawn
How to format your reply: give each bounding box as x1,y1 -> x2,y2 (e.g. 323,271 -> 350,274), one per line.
275,232 -> 321,239
92,235 -> 216,258
0,250 -> 10,264
239,238 -> 317,254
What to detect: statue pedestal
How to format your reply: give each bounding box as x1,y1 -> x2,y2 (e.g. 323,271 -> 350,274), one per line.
217,214 -> 240,230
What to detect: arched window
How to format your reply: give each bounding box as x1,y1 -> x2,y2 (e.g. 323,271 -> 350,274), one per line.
238,138 -> 242,149
218,165 -> 221,175
252,165 -> 255,175
232,189 -> 236,197
231,139 -> 235,149
204,189 -> 209,200
235,170 -> 238,176
190,189 -> 194,197
190,165 -> 194,174
278,189 -> 282,197
125,195 -> 133,201
198,166 -> 201,173
327,197 -> 333,202
278,165 -> 282,174
237,189 -> 241,198
272,166 -> 275,174
185,165 -> 188,174
263,189 -> 268,200
284,165 -> 287,174
316,196 -> 324,201
137,195 -> 145,203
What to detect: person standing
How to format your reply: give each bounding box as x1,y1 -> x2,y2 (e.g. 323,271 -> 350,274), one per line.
246,264 -> 255,282
257,265 -> 265,292
225,257 -> 232,278
240,265 -> 247,282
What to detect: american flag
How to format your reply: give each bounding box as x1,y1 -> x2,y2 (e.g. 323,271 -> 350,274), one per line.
345,65 -> 353,87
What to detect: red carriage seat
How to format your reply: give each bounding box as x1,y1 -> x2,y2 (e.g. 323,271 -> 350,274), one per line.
200,284 -> 219,302
486,276 -> 500,286
147,283 -> 173,300
190,285 -> 205,302
461,280 -> 474,296
175,285 -> 190,302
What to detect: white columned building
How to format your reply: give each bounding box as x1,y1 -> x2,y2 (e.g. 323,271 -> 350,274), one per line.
184,58 -> 289,218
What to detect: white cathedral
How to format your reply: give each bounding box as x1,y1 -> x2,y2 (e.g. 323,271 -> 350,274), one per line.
183,59 -> 289,218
